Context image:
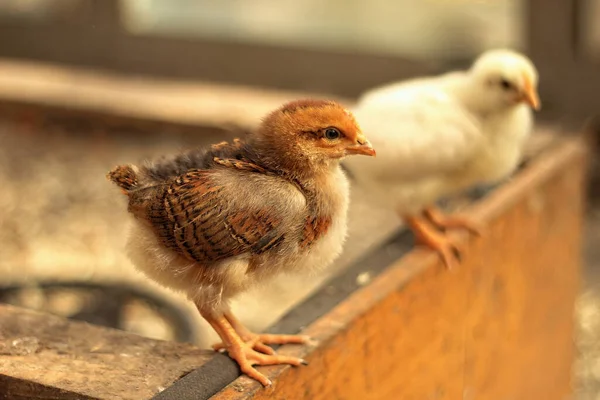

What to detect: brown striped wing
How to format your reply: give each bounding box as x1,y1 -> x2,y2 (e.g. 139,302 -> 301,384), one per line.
154,169 -> 285,265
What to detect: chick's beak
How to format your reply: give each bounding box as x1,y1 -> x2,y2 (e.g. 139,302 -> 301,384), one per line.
346,134 -> 376,157
522,77 -> 541,111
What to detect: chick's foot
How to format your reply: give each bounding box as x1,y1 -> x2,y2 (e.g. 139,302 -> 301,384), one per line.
203,312 -> 307,386
228,342 -> 306,386
404,214 -> 462,270
213,311 -> 310,354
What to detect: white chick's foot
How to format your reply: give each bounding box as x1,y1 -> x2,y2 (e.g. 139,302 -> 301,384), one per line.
423,207 -> 482,237
404,215 -> 463,270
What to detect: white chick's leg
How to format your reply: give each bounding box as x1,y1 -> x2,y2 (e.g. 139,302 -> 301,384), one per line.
423,206 -> 482,236
403,213 -> 462,270
212,310 -> 310,355
198,308 -> 307,387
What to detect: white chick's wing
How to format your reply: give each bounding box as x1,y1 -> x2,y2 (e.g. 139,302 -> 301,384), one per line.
347,84 -> 482,183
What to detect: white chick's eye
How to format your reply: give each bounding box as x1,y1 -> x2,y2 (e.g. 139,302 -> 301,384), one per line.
499,78 -> 513,91
324,127 -> 341,140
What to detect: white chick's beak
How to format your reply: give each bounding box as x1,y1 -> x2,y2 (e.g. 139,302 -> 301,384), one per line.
522,75 -> 541,111
346,133 -> 376,157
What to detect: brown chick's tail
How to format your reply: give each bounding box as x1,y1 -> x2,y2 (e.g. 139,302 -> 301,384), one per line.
107,165 -> 139,193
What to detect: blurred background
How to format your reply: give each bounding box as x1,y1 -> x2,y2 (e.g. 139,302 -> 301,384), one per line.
0,0 -> 598,397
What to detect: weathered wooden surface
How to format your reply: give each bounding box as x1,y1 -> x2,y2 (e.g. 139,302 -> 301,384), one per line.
211,137 -> 587,399
0,304 -> 213,400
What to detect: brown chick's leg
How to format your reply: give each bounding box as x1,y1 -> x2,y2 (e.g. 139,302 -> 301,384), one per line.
202,312 -> 307,387
212,311 -> 310,356
404,214 -> 461,270
423,206 -> 482,236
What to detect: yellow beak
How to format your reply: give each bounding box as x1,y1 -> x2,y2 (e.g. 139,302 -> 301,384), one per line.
346,134 -> 376,157
522,76 -> 541,110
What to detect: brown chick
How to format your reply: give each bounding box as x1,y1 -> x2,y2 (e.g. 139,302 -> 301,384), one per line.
107,99 -> 375,386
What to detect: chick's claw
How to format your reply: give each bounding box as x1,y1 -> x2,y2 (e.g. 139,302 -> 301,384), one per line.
430,238 -> 462,271
228,343 -> 306,387
416,230 -> 462,270
405,214 -> 464,270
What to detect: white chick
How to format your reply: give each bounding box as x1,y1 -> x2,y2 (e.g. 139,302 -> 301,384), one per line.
344,49 -> 540,269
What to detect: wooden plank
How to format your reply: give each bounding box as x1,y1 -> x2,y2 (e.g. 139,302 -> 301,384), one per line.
0,304 -> 213,400
460,145 -> 585,399
0,59 -> 325,130
211,136 -> 587,399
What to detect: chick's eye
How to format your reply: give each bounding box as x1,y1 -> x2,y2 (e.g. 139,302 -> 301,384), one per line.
324,128 -> 341,140
500,79 -> 513,90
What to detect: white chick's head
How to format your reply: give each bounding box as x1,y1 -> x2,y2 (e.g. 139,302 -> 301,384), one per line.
469,49 -> 540,113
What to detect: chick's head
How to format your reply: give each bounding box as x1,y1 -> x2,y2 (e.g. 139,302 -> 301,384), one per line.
470,49 -> 540,112
253,99 -> 375,173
